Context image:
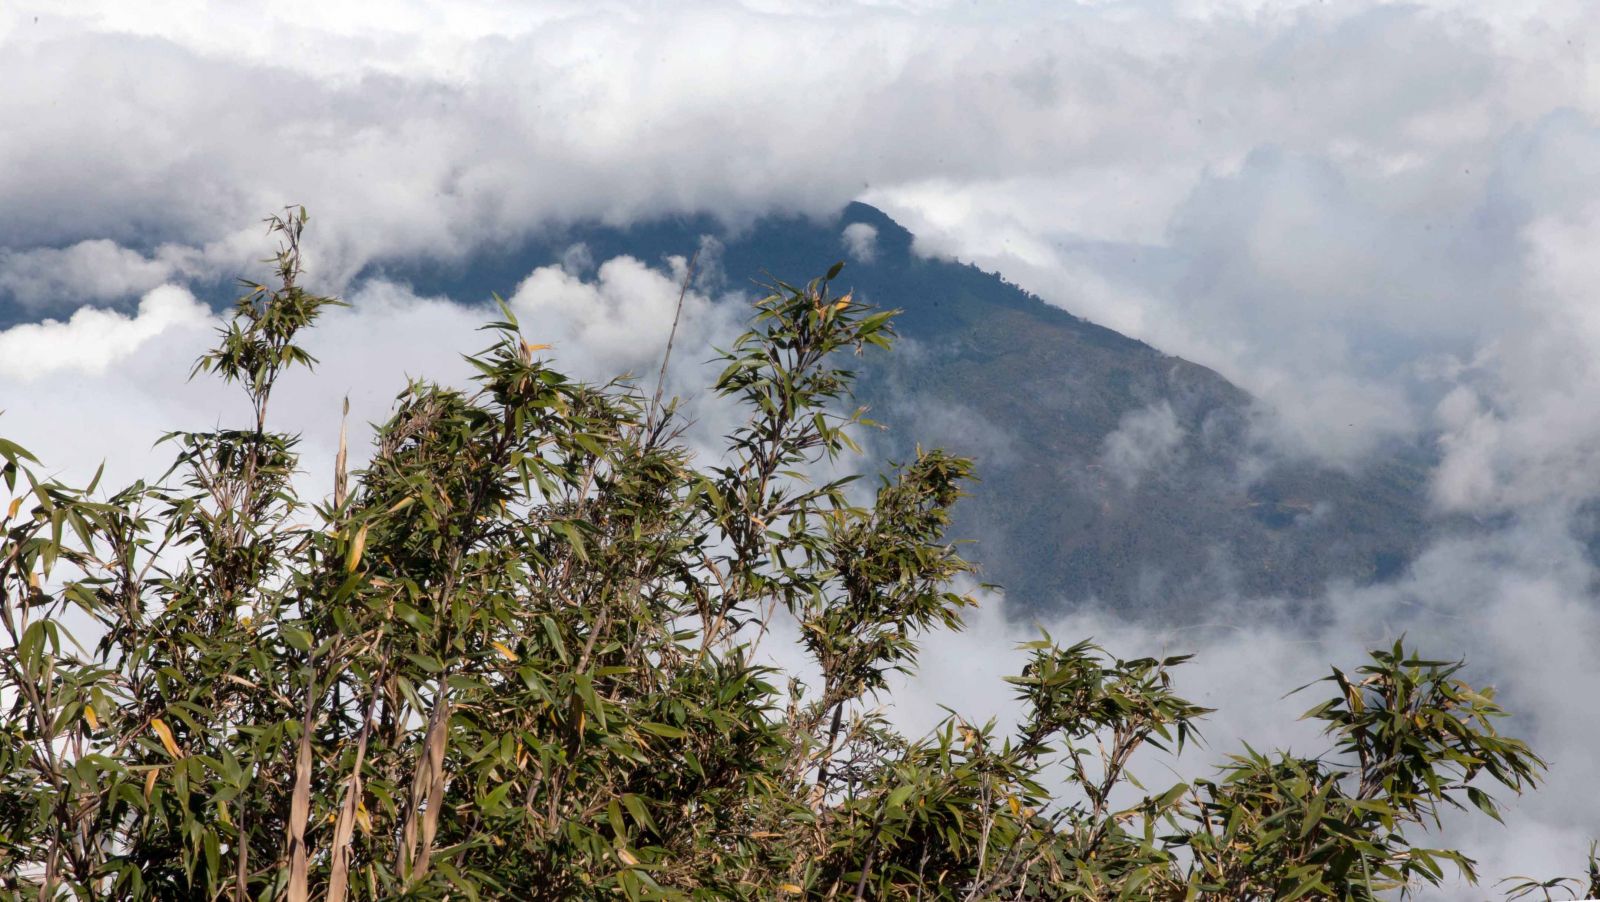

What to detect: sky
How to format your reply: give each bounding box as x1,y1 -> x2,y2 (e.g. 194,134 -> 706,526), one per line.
4,0 -> 1600,893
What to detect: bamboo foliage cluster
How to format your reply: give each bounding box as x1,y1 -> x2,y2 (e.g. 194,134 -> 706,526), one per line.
0,212 -> 1576,900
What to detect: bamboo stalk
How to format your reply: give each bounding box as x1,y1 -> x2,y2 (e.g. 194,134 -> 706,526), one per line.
285,673 -> 318,902
399,692 -> 451,881
327,673 -> 382,902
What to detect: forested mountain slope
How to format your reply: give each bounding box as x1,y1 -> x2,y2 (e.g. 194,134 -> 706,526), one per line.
376,202 -> 1435,616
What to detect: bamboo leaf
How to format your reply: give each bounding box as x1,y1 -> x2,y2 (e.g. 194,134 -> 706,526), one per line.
151,718 -> 182,758
346,523 -> 369,573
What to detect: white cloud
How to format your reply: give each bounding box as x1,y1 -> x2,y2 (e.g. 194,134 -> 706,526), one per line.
0,2 -> 1579,314
0,240 -> 202,309
1,2 -> 1595,485
507,254 -> 727,382
0,285 -> 212,380
1100,401 -> 1184,487
559,242 -> 594,276
1249,369 -> 1418,465
841,222 -> 878,263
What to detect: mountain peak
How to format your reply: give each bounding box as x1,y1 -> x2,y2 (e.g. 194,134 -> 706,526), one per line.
365,204 -> 1431,615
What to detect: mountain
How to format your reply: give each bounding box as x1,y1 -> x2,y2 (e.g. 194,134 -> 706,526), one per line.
371,203 -> 1435,618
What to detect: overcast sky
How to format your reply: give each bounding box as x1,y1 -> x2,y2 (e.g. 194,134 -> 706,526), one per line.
5,1 -> 1600,893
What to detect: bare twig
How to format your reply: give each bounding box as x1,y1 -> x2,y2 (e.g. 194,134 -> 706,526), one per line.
645,249 -> 699,439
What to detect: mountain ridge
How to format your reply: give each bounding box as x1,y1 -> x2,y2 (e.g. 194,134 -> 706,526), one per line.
371,201 -> 1435,616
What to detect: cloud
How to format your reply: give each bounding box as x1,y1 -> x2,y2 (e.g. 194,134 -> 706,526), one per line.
1425,147 -> 1600,515
1100,401 -> 1184,487
847,7 -> 1600,469
0,2 -> 1577,307
0,241 -> 203,310
559,242 -> 595,276
4,0 -> 1598,478
506,254 -> 727,383
0,285 -> 212,380
841,222 -> 878,263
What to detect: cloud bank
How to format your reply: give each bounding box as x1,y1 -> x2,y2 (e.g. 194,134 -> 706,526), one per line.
3,0 -> 1596,471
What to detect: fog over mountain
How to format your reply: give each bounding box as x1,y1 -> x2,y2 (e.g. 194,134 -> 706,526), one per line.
5,0 -> 1600,893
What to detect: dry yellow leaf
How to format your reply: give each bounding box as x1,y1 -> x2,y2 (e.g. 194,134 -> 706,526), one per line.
346,524 -> 369,573
519,340 -> 553,363
5,497 -> 20,520
150,718 -> 182,758
491,641 -> 518,662
143,767 -> 159,800
779,884 -> 805,894
355,801 -> 372,835
83,706 -> 99,730
617,848 -> 639,866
